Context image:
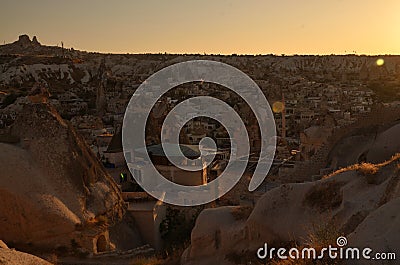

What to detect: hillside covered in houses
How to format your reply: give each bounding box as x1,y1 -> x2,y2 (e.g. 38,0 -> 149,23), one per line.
0,35 -> 399,265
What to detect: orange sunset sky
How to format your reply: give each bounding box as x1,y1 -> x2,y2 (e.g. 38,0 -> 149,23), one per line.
1,0 -> 400,55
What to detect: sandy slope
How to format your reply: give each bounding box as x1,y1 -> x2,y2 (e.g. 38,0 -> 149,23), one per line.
0,248 -> 52,265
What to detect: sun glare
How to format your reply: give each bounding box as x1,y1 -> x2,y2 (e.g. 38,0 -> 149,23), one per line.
376,58 -> 385,66
272,101 -> 285,113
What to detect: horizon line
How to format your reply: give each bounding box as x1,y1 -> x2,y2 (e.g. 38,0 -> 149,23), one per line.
2,36 -> 400,57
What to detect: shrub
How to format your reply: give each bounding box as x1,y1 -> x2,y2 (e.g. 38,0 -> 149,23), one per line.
358,163 -> 378,175
159,206 -> 203,254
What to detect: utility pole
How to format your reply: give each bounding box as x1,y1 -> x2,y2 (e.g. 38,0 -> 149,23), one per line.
61,41 -> 64,58
281,93 -> 286,139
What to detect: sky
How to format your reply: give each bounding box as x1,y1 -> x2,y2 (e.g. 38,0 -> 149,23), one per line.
1,0 -> 400,55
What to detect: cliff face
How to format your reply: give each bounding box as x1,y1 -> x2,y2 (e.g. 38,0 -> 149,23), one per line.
0,102 -> 125,253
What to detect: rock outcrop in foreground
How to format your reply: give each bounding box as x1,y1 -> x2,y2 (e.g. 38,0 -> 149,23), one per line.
0,241 -> 52,265
182,154 -> 400,265
0,102 -> 125,254
0,248 -> 52,265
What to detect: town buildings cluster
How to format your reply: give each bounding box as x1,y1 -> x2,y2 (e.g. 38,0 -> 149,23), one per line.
1,35 -> 400,253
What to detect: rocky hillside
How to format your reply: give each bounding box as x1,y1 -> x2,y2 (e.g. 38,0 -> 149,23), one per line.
0,101 -> 125,253
1,35 -> 400,100
182,154 -> 400,265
